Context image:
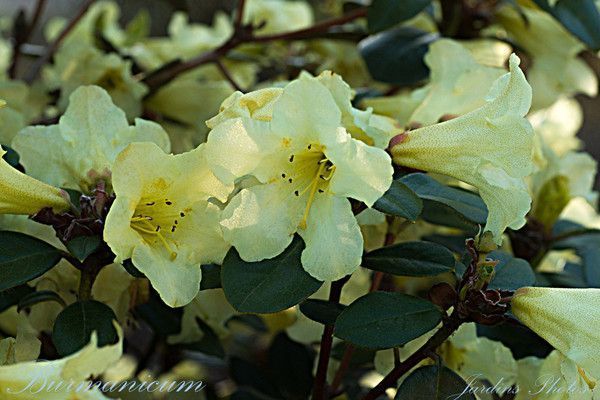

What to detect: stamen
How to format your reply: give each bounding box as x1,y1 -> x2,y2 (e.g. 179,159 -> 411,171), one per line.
298,161 -> 328,230
146,202 -> 155,206
133,218 -> 178,260
180,212 -> 185,217
289,155 -> 294,162
165,200 -> 173,205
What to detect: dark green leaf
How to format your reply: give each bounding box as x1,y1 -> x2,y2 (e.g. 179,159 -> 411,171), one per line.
122,259 -> 146,278
0,231 -> 63,291
359,27 -> 438,85
62,188 -> 82,209
65,236 -> 102,262
368,0 -> 432,33
0,285 -> 34,313
533,0 -> 600,50
1,145 -> 20,168
487,250 -> 535,291
362,241 -> 455,277
373,180 -> 423,221
200,264 -> 222,290
221,236 -> 322,313
135,293 -> 182,336
334,292 -> 442,349
424,233 -> 469,253
552,220 -> 600,287
300,299 -> 346,325
182,317 -> 225,358
17,290 -> 65,312
267,333 -> 315,399
395,365 -> 475,400
52,300 -> 118,356
401,173 -> 487,233
477,322 -> 552,359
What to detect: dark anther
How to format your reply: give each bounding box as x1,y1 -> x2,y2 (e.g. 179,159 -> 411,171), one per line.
289,155 -> 294,162
294,190 -> 299,196
146,202 -> 155,206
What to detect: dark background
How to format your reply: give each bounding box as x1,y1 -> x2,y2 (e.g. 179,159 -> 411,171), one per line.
2,0 -> 599,187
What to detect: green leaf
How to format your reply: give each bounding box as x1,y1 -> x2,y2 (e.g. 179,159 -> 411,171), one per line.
221,236 -> 322,313
200,264 -> 222,290
1,145 -> 21,169
395,365 -> 475,400
373,180 -> 423,221
487,250 -> 535,291
533,0 -> 600,50
65,236 -> 102,262
0,231 -> 63,292
299,299 -> 346,325
368,0 -> 432,33
552,220 -> 600,288
359,27 -> 438,85
362,241 -> 455,277
182,317 -> 225,358
401,173 -> 487,233
17,290 -> 66,312
334,292 -> 442,349
267,333 -> 315,399
0,285 -> 34,313
52,300 -> 118,356
135,293 -> 182,336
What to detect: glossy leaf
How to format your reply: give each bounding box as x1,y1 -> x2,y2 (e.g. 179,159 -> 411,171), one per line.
222,236 -> 322,313
0,231 -> 63,291
334,292 -> 442,349
373,179 -> 423,221
359,27 -> 438,85
368,0 -> 432,33
362,241 -> 455,277
534,0 -> 600,50
52,300 -> 118,356
65,235 -> 102,262
17,290 -> 66,312
300,299 -> 345,325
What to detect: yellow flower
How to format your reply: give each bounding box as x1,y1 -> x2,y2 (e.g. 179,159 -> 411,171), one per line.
12,85 -> 170,193
206,73 -> 393,281
511,287 -> 600,379
390,54 -> 534,244
207,71 -> 401,149
0,327 -> 122,399
0,146 -> 69,215
104,142 -> 232,308
363,39 -> 507,126
242,0 -> 313,34
496,5 -> 598,110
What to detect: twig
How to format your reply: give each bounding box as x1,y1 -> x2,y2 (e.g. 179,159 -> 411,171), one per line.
141,7 -> 367,96
9,0 -> 47,79
214,58 -> 245,92
233,0 -> 247,30
361,312 -> 463,400
312,277 -> 348,400
24,0 -> 95,83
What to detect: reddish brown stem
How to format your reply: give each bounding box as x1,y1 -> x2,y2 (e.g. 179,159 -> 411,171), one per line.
142,7 -> 367,96
361,313 -> 462,400
312,278 -> 347,400
215,58 -> 245,92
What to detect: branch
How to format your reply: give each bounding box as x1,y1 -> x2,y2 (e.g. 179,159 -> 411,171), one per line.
24,0 -> 95,83
9,0 -> 47,79
361,312 -> 463,400
312,277 -> 348,400
141,7 -> 367,96
215,58 -> 245,92
233,0 -> 247,30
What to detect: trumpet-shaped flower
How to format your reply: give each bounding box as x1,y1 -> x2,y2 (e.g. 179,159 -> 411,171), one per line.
511,287 -> 600,379
104,142 -> 232,308
364,39 -> 507,126
206,71 -> 401,149
390,54 -> 534,244
0,328 -> 122,399
206,74 -> 393,281
12,85 -> 170,193
0,146 -> 70,215
496,5 -> 598,110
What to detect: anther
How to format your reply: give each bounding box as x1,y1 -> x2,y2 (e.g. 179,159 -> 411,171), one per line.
146,202 -> 155,206
294,190 -> 299,196
155,225 -> 161,232
180,212 -> 185,217
289,155 -> 294,162
282,173 -> 286,178
171,226 -> 177,232
288,178 -> 293,183
165,200 -> 173,205
318,189 -> 324,193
